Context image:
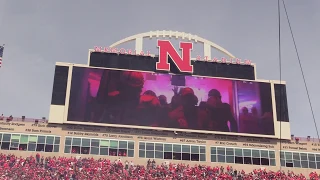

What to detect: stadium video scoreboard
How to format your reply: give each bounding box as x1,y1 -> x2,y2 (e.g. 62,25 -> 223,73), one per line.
49,40 -> 290,140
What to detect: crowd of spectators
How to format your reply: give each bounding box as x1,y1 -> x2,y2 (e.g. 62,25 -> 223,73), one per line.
0,153 -> 319,179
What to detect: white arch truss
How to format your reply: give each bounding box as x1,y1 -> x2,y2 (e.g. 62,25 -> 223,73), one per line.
109,30 -> 236,59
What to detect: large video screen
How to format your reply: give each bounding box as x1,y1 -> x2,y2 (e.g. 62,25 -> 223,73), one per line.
67,67 -> 275,135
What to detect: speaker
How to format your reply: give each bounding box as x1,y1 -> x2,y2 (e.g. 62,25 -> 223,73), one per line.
51,66 -> 69,105
274,84 -> 289,122
171,75 -> 185,86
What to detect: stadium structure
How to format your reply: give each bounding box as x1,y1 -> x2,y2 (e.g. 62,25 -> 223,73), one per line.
0,31 -> 319,176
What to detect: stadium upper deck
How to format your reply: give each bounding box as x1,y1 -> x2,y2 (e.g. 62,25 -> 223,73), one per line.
0,116 -> 320,176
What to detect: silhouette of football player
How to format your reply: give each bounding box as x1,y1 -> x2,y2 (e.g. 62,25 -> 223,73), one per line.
157,95 -> 171,127
170,86 -> 181,110
94,71 -> 145,125
168,87 -> 207,129
239,107 -> 259,134
206,89 -> 238,132
158,95 -> 168,107
137,90 -> 161,126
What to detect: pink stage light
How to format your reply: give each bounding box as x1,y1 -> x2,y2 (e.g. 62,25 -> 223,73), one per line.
239,101 -> 257,110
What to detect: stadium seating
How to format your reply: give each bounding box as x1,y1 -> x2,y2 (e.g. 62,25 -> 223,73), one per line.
0,153 -> 318,179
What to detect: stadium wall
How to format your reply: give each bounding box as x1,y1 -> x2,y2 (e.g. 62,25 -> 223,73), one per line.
0,121 -> 318,175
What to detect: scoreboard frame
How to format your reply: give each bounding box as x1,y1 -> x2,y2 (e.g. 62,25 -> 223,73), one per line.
49,61 -> 291,140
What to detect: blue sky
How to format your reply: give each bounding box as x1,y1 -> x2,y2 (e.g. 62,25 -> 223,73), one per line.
0,0 -> 319,137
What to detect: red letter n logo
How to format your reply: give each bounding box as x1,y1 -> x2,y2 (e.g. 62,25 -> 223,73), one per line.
156,40 -> 193,73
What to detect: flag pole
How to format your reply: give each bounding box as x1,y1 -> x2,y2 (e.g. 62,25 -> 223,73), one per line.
0,44 -> 3,68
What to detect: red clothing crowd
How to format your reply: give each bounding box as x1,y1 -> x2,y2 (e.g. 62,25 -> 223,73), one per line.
0,153 -> 318,180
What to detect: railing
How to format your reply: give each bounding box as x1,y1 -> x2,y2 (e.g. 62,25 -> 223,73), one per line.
0,116 -> 47,123
294,137 -> 320,143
